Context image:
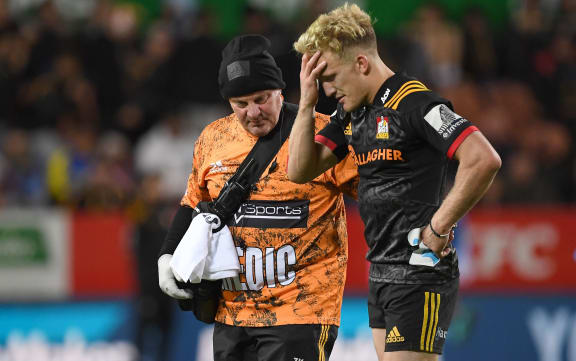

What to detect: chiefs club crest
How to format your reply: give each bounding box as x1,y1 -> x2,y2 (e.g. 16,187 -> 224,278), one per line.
376,116 -> 389,139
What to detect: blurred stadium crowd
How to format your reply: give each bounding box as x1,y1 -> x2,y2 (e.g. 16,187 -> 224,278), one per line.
0,0 -> 574,212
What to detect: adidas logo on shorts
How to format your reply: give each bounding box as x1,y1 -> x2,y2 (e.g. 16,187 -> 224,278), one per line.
386,326 -> 405,343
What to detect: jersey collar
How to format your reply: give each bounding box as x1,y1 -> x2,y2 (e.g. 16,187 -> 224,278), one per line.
347,73 -> 406,119
371,72 -> 406,107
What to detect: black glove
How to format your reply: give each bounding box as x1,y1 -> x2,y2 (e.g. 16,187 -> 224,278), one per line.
176,279 -> 223,324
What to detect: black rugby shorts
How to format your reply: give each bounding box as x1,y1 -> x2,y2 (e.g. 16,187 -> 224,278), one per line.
213,322 -> 338,361
368,278 -> 459,354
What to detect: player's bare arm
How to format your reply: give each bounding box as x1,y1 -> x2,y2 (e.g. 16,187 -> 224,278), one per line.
422,131 -> 501,257
288,51 -> 338,183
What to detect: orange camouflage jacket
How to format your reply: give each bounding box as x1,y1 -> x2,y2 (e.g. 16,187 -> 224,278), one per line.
181,105 -> 358,327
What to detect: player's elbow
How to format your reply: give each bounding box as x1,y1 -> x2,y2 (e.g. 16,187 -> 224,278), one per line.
287,166 -> 313,184
484,150 -> 502,176
472,149 -> 501,179
288,175 -> 309,184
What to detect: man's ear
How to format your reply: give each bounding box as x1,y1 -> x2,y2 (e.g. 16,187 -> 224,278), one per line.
356,54 -> 370,75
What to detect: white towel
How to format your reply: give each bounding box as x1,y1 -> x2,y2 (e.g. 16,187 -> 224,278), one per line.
170,213 -> 240,283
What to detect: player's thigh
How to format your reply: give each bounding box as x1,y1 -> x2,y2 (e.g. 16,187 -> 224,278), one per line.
372,330 -> 439,361
372,328 -> 387,361
368,278 -> 459,355
251,324 -> 338,361
372,334 -> 439,361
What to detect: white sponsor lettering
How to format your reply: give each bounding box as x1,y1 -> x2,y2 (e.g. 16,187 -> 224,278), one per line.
464,224 -> 557,282
265,247 -> 276,288
277,245 -> 296,286
224,245 -> 297,291
436,328 -> 448,339
0,330 -> 136,361
245,248 -> 264,290
424,104 -> 465,137
233,204 -> 304,223
441,118 -> 467,138
245,205 -> 302,216
232,247 -> 247,290
234,214 -> 302,223
381,88 -> 390,104
527,308 -> 576,361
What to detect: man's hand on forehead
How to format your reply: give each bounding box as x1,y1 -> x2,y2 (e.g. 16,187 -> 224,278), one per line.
299,51 -> 327,109
303,51 -> 327,78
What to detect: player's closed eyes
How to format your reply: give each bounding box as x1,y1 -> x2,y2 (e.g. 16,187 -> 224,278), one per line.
233,95 -> 270,108
255,95 -> 270,104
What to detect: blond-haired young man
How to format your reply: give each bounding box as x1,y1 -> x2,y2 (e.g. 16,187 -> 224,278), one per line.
288,4 -> 501,361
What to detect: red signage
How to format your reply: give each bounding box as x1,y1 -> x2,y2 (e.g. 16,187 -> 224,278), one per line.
344,206 -> 576,293
460,207 -> 576,292
71,212 -> 136,296
67,206 -> 576,296
344,204 -> 369,293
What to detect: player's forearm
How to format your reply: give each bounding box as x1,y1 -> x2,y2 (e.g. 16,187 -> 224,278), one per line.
431,150 -> 501,233
288,105 -> 321,183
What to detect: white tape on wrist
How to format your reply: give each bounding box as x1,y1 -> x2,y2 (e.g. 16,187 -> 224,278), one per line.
406,227 -> 440,267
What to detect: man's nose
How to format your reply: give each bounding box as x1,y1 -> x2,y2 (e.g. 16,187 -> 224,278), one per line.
323,82 -> 336,98
246,103 -> 261,118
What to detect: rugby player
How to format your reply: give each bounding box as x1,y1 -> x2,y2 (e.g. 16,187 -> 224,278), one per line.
288,4 -> 501,360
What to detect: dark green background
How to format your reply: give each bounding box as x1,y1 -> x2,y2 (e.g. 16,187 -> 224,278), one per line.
121,0 -> 511,38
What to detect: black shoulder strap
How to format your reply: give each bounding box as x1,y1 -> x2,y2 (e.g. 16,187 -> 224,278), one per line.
233,102 -> 297,186
211,102 -> 297,218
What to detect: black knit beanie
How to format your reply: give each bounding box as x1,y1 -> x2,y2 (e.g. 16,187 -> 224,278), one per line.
218,34 -> 286,99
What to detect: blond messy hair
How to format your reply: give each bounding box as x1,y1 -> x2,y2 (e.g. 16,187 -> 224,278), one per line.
294,3 -> 376,58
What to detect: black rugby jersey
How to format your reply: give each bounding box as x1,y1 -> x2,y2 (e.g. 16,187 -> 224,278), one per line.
316,73 -> 478,284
